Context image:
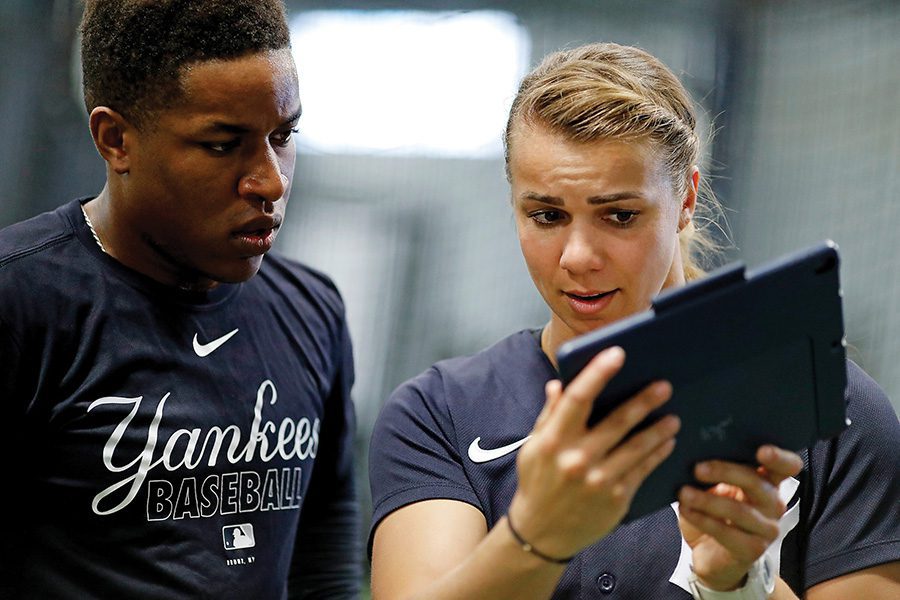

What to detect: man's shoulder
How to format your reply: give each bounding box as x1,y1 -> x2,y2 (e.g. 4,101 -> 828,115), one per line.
255,252 -> 343,309
0,202 -> 76,268
250,254 -> 349,349
0,202 -> 86,308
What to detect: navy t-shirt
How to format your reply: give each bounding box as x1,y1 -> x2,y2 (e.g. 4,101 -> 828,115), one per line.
370,329 -> 900,598
0,199 -> 360,598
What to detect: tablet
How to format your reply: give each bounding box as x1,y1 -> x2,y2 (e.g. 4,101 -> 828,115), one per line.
556,241 -> 848,523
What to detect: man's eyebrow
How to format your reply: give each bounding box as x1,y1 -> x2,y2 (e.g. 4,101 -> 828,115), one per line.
282,107 -> 302,126
201,108 -> 302,134
520,191 -> 642,205
205,122 -> 251,134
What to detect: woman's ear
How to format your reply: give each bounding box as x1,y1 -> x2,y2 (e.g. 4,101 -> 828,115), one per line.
678,167 -> 700,231
89,107 -> 135,175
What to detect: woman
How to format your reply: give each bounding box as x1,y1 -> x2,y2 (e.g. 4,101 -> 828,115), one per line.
368,43 -> 900,599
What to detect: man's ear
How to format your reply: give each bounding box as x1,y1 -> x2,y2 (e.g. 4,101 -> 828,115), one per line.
678,166 -> 700,231
89,107 -> 136,175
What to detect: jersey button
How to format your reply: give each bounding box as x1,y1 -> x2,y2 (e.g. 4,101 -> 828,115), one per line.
596,572 -> 616,594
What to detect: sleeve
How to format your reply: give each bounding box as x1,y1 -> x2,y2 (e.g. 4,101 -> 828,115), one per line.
801,360 -> 900,587
287,313 -> 362,599
367,367 -> 482,554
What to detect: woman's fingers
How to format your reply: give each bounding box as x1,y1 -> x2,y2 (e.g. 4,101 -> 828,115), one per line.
690,445 -> 802,519
546,347 -> 625,438
536,359 -> 677,504
691,461 -> 784,518
678,484 -> 779,542
583,410 -> 680,484
678,507 -> 767,567
676,446 -> 802,589
579,380 -> 673,458
533,379 -> 564,430
609,435 -> 678,497
575,414 -> 680,516
516,348 -> 682,554
756,445 -> 803,485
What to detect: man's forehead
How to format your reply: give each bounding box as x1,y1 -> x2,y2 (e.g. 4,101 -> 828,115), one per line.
197,106 -> 303,134
166,50 -> 301,129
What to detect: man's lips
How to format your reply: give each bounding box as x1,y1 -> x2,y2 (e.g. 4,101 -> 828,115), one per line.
233,215 -> 281,236
232,216 -> 282,253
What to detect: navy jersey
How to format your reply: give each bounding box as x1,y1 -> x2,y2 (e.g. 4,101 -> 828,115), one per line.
0,199 -> 360,598
370,329 -> 900,598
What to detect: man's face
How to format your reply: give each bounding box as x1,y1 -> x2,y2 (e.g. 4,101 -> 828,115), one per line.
116,48 -> 300,289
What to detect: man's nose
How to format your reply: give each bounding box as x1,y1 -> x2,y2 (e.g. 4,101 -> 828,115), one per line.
239,144 -> 287,203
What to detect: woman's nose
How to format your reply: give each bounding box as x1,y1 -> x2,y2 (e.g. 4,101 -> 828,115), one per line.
559,227 -> 603,274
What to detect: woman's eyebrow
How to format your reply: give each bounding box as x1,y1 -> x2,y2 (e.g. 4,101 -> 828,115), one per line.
586,192 -> 643,204
520,191 -> 643,205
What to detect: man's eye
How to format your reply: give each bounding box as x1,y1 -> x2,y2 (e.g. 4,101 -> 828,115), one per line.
272,128 -> 299,148
530,210 -> 564,225
202,140 -> 240,153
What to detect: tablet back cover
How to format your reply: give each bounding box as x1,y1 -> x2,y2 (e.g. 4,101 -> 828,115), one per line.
556,242 -> 848,523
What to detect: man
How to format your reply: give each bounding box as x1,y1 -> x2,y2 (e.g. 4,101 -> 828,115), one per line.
0,1 -> 360,597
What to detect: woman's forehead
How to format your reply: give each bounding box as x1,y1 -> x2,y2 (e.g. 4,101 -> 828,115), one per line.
510,124 -> 659,170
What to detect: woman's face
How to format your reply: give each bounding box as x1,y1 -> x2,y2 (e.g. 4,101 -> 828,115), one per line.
509,122 -> 695,353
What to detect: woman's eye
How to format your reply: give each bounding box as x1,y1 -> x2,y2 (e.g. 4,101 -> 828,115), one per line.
608,210 -> 639,226
272,128 -> 299,147
530,210 -> 564,225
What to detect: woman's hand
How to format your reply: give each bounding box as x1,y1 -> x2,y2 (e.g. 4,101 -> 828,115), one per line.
678,445 -> 803,591
507,346 -> 681,560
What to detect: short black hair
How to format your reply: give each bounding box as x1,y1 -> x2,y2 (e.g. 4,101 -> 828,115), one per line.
80,0 -> 291,128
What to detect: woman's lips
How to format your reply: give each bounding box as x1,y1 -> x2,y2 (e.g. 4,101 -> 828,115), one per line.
564,289 -> 618,315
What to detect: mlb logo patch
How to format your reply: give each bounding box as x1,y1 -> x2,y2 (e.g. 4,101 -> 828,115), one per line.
223,524 -> 256,550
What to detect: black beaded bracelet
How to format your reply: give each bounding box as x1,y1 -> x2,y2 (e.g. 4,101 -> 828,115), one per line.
505,513 -> 575,565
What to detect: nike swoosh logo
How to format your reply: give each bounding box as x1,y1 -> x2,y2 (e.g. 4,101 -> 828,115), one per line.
192,328 -> 239,357
467,435 -> 531,463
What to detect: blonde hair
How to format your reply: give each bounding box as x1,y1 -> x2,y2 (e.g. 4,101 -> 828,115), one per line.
504,42 -> 722,281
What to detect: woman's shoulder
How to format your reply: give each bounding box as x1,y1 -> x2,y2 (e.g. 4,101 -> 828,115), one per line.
798,359 -> 900,586
378,329 -> 551,428
391,330 -> 547,400
434,329 -> 543,378
805,358 -> 897,484
845,359 -> 892,408
838,358 -> 898,447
